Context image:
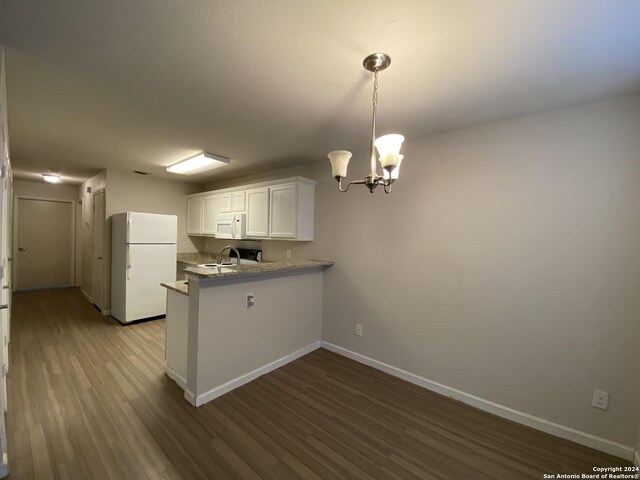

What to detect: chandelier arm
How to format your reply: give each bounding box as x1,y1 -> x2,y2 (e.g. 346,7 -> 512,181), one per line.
337,178 -> 365,193
383,183 -> 393,194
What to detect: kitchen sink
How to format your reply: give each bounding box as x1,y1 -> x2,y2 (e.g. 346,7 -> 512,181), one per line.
197,263 -> 237,273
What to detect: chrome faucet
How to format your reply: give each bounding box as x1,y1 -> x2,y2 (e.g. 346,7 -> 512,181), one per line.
217,246 -> 240,271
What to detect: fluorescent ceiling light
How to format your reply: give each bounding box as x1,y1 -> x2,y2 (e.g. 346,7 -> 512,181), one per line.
42,173 -> 60,183
166,152 -> 230,175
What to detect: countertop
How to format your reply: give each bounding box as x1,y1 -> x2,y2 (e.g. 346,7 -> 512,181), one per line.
161,280 -> 189,296
185,259 -> 334,279
163,259 -> 334,295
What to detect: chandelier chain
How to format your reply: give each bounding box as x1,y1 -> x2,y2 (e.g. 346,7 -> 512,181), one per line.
372,70 -> 379,107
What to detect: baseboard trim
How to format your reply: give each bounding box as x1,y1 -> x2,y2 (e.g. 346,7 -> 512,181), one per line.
165,366 -> 187,390
80,289 -> 92,304
190,340 -> 322,407
321,342 -> 635,462
184,389 -> 196,406
101,309 -> 111,316
634,449 -> 639,467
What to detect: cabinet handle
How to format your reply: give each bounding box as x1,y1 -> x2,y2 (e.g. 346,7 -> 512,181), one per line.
18,247 -> 26,252
0,305 -> 7,310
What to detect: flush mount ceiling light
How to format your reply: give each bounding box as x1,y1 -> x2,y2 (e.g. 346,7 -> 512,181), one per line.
42,173 -> 60,183
166,152 -> 230,175
328,53 -> 405,194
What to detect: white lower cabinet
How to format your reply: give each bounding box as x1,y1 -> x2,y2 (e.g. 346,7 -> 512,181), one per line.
246,187 -> 270,238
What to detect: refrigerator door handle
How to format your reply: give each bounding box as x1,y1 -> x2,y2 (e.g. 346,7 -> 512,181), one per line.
231,214 -> 236,239
126,247 -> 131,280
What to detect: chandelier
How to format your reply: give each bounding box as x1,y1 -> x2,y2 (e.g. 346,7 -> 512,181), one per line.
327,53 -> 404,194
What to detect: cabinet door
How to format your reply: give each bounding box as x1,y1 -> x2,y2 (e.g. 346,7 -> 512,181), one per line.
231,191 -> 246,212
187,197 -> 203,235
219,193 -> 232,213
246,188 -> 269,238
202,194 -> 220,235
269,184 -> 297,239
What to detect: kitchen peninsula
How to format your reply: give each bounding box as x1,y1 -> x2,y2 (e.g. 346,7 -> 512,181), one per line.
162,259 -> 333,407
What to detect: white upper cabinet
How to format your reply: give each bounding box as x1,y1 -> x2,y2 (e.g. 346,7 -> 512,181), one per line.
231,191 -> 246,212
186,177 -> 315,240
246,187 -> 270,238
219,193 -> 232,213
202,194 -> 220,235
187,196 -> 203,235
269,184 -> 296,239
269,182 -> 314,240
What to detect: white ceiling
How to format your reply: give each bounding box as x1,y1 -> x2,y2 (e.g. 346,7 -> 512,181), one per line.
1,0 -> 639,185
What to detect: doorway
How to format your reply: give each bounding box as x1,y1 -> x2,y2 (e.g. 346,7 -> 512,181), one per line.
14,197 -> 74,290
91,190 -> 105,310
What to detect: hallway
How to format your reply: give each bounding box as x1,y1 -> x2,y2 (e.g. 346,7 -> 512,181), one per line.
6,288 -> 629,479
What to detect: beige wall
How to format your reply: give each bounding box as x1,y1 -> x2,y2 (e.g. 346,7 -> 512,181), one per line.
104,170 -> 205,312
206,95 -> 640,448
13,180 -> 78,201
82,170 -> 203,311
105,170 -> 202,252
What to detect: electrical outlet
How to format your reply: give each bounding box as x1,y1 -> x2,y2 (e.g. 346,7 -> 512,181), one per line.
286,249 -> 292,259
355,323 -> 363,336
246,293 -> 255,308
592,390 -> 609,410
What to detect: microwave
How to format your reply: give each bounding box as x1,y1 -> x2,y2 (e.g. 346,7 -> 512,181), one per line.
215,213 -> 247,239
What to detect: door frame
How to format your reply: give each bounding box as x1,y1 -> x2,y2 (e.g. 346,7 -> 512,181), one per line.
13,195 -> 76,291
91,189 -> 106,311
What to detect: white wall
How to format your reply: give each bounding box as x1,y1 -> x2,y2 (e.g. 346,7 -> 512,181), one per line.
206,95 -> 640,450
186,270 -> 323,406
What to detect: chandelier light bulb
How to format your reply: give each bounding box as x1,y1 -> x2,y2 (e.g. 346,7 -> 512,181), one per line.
383,155 -> 403,181
375,134 -> 405,170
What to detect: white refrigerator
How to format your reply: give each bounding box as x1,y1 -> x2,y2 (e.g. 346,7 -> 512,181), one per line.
111,212 -> 177,324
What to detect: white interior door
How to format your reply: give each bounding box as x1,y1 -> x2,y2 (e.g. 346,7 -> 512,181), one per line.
91,190 -> 105,309
15,198 -> 73,290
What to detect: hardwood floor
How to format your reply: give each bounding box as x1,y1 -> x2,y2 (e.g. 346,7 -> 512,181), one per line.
7,288 -> 631,479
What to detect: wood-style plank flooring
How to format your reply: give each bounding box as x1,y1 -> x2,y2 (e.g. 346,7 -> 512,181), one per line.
7,288 -> 631,479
